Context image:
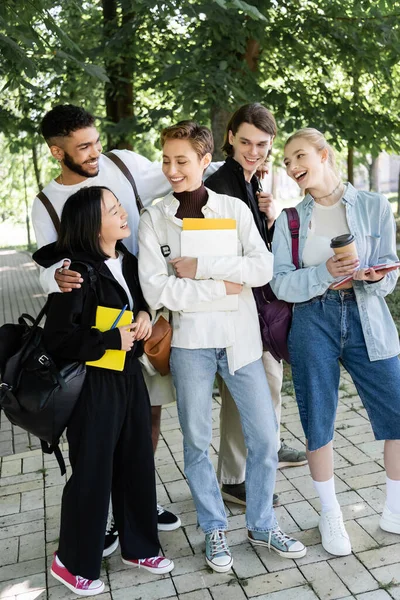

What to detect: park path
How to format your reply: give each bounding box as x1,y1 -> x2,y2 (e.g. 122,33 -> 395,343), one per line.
1,250 -> 400,600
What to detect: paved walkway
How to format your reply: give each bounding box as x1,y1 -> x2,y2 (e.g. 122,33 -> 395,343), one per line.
1,250 -> 400,600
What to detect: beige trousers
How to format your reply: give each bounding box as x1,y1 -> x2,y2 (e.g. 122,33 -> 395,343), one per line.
216,351 -> 283,485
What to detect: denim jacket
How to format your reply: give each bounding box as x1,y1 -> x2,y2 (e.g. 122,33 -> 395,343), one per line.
271,183 -> 400,361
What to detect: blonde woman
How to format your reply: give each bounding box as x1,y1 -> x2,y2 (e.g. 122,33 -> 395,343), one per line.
271,128 -> 400,556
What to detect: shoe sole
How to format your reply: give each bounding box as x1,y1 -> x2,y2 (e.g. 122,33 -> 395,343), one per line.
221,491 -> 246,506
51,568 -> 105,596
278,459 -> 308,469
247,535 -> 307,559
121,558 -> 174,574
221,492 -> 279,508
205,556 -> 233,573
158,516 -> 182,531
102,536 -> 119,557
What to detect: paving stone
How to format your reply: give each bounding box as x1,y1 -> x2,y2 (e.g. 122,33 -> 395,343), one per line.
19,531 -> 46,561
0,472 -> 43,489
169,554 -> 207,577
254,545 -> 298,573
157,463 -> 184,483
44,485 -> 63,507
159,528 -> 194,559
244,567 -> 306,597
0,493 -> 21,517
299,561 -> 350,600
356,487 -> 386,513
0,441 -> 13,456
274,478 -> 296,494
48,583 -> 110,599
273,506 -> 301,535
356,514 -> 399,546
335,446 -> 371,465
289,476 -> 318,499
179,590 -> 213,600
355,591 -> 393,600
292,527 -> 322,548
285,501 -> 320,530
20,489 -> 44,512
329,555 -> 379,595
344,520 -> 379,553
171,570 -> 235,595
0,537 -> 19,567
0,519 -> 44,541
275,489 -> 304,505
344,471 -> 387,490
370,563 -> 400,591
165,480 -> 193,503
335,462 -> 384,481
208,580 -> 247,600
357,543 -> 400,570
0,481 -> 42,498
179,510 -> 198,527
253,585 -> 320,600
294,543 -> 331,566
0,558 -> 46,583
225,542 -> 265,579
0,509 -> 43,530
0,572 -> 46,598
1,461 -> 22,478
22,456 -> 43,474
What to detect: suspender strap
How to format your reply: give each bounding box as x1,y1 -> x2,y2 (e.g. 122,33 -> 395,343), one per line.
283,207 -> 300,269
105,151 -> 144,213
37,191 -> 61,234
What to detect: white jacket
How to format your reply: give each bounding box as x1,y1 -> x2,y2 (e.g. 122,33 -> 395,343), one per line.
138,188 -> 273,373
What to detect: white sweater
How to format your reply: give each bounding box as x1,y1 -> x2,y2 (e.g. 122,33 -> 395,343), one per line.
138,189 -> 273,374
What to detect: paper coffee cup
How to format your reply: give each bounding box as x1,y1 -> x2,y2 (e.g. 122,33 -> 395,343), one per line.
330,234 -> 358,259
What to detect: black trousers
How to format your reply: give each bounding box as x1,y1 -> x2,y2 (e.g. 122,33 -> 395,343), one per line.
58,359 -> 159,579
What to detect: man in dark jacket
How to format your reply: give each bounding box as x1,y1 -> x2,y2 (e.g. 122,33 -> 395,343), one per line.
206,103 -> 307,507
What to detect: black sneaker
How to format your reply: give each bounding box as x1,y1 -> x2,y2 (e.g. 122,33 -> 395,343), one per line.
157,504 -> 182,531
221,482 -> 279,507
103,518 -> 119,557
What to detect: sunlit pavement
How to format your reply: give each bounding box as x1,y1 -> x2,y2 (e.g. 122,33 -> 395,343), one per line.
1,251 -> 399,600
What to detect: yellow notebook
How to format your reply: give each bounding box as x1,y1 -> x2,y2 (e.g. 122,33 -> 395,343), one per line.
182,218 -> 236,230
86,306 -> 133,371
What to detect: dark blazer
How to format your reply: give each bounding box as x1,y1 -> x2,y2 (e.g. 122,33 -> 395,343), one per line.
33,242 -> 149,368
205,156 -> 274,250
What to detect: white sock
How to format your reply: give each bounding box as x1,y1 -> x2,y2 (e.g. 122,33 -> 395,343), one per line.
313,477 -> 340,513
386,477 -> 400,514
55,554 -> 65,567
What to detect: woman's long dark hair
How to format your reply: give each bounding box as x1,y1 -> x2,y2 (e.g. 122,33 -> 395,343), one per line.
56,186 -> 112,260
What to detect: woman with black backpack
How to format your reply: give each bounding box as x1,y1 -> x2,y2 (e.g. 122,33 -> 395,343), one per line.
33,185 -> 174,596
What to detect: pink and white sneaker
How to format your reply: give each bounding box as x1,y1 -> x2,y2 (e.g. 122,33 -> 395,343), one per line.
50,554 -> 105,596
121,555 -> 174,574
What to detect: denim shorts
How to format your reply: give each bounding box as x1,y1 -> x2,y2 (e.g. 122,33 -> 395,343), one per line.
288,288 -> 400,451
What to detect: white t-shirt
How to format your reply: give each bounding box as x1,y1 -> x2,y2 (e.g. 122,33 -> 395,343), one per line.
302,197 -> 350,267
32,150 -> 171,255
105,252 -> 133,310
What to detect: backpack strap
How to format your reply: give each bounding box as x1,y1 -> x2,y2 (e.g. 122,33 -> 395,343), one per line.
37,191 -> 61,234
142,206 -> 174,274
105,151 -> 144,213
282,207 -> 300,269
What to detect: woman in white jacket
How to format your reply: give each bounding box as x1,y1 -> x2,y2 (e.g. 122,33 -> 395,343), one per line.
138,121 -> 306,572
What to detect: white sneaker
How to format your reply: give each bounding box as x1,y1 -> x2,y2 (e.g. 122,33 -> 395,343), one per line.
380,504 -> 400,534
319,508 -> 352,556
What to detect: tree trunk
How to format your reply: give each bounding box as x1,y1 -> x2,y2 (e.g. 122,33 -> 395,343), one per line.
368,154 -> 380,192
347,146 -> 354,185
397,166 -> 400,217
22,154 -> 31,248
102,0 -> 134,150
210,106 -> 231,161
32,144 -> 43,190
244,38 -> 260,72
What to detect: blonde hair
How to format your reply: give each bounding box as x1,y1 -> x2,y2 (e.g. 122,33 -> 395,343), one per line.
285,128 -> 338,175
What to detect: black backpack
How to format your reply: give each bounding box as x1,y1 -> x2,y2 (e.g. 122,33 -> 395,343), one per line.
0,263 -> 97,474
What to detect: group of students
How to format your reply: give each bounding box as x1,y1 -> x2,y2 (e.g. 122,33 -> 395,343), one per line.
30,103 -> 400,597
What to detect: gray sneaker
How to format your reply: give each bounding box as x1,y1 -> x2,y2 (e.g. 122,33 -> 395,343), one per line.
248,527 -> 306,559
278,441 -> 307,468
221,482 -> 279,507
205,530 -> 233,572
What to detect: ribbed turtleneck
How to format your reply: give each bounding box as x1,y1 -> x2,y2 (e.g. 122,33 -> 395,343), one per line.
174,184 -> 208,220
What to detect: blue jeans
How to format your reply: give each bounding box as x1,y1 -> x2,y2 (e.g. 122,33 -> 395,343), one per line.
170,348 -> 278,534
289,289 -> 400,451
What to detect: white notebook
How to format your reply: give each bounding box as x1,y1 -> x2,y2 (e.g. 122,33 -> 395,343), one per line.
181,223 -> 239,312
